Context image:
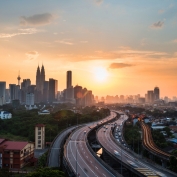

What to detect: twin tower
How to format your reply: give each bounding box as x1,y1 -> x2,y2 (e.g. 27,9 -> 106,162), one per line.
36,65 -> 45,93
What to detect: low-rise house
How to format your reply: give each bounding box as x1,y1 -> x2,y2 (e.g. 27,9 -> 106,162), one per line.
0,111 -> 12,119
0,139 -> 34,168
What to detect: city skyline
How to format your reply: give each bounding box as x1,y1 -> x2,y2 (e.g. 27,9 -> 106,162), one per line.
0,1 -> 177,97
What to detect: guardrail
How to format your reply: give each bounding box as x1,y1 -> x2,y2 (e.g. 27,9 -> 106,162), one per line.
63,125 -> 85,177
47,125 -> 78,167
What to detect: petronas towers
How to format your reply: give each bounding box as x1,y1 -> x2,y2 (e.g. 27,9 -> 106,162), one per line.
36,65 -> 45,94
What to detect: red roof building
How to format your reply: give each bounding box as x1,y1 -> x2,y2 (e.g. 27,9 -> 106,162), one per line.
0,139 -> 34,169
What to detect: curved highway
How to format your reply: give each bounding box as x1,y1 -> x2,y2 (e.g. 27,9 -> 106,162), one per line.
65,112 -> 118,177
141,121 -> 171,159
97,112 -> 176,177
48,126 -> 77,167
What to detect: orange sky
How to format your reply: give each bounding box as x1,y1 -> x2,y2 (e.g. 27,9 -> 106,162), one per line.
0,1 -> 177,98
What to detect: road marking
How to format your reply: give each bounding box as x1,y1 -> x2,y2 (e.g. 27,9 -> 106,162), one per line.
95,166 -> 98,169
103,173 -> 106,177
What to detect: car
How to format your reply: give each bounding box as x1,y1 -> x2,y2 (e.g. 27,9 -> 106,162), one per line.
114,150 -> 120,156
127,160 -> 138,168
84,131 -> 86,134
115,136 -> 118,139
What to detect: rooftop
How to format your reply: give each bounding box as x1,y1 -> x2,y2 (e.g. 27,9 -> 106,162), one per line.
0,141 -> 29,150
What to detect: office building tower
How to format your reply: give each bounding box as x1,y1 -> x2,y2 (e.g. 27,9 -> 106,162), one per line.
0,82 -> 6,105
67,71 -> 72,89
74,85 -> 83,106
147,90 -> 154,103
9,84 -> 20,102
154,87 -> 160,100
5,89 -> 10,103
49,78 -> 58,102
26,93 -> 34,105
43,81 -> 49,102
21,79 -> 31,104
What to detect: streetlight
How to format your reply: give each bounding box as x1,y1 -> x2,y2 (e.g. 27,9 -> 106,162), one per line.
76,142 -> 78,176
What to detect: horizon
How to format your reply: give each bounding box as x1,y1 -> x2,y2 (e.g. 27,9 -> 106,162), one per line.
0,0 -> 177,98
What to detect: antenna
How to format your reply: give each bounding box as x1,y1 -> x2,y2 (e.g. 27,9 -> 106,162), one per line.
17,70 -> 21,86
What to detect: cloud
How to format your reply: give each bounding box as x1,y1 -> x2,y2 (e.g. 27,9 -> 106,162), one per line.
0,28 -> 39,38
150,21 -> 164,29
20,13 -> 54,26
109,63 -> 133,69
93,0 -> 103,5
25,51 -> 39,60
55,39 -> 74,45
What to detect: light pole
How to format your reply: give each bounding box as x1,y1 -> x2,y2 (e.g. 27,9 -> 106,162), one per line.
76,142 -> 78,176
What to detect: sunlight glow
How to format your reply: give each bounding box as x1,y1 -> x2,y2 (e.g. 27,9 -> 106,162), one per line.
94,67 -> 109,82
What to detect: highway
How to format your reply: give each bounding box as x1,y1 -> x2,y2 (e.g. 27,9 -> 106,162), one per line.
65,112 -> 119,177
96,112 -> 176,177
48,126 -> 77,167
141,121 -> 171,159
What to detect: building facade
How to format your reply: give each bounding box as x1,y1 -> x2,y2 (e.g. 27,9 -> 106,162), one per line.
0,82 -> 6,105
35,124 -> 45,149
0,139 -> 34,169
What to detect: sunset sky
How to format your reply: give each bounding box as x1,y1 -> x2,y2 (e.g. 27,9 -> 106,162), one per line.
0,0 -> 177,98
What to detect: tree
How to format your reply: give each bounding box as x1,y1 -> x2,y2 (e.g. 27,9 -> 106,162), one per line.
169,156 -> 177,172
26,167 -> 66,177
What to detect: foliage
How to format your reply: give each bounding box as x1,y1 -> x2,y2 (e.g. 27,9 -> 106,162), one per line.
171,150 -> 177,157
151,129 -> 168,148
169,156 -> 177,172
26,167 -> 66,177
163,127 -> 172,137
0,108 -> 109,142
124,123 -> 141,153
38,152 -> 48,168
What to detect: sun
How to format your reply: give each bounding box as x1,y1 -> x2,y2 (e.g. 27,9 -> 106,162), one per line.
94,67 -> 109,82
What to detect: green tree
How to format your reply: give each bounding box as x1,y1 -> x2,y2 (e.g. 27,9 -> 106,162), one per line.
26,167 -> 66,177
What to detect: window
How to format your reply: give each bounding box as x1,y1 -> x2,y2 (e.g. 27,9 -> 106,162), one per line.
38,140 -> 41,144
38,132 -> 41,135
38,127 -> 41,130
38,145 -> 41,148
14,151 -> 20,154
38,136 -> 41,139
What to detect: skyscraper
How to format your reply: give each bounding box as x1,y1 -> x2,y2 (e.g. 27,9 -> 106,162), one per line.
49,78 -> 58,102
154,87 -> 160,100
67,71 -> 72,89
36,65 -> 41,91
0,82 -> 6,105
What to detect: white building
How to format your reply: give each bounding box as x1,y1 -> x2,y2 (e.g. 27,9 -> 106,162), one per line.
38,110 -> 50,115
35,124 -> 45,149
26,93 -> 34,106
0,111 -> 12,119
0,82 -> 6,105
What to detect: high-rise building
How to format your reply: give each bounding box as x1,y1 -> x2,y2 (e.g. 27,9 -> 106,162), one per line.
26,93 -> 34,105
154,87 -> 160,100
49,78 -> 58,102
9,84 -> 20,102
36,65 -> 41,91
74,85 -> 83,106
21,79 -> 31,104
43,81 -> 49,102
147,90 -> 154,103
0,82 -> 6,105
67,71 -> 72,89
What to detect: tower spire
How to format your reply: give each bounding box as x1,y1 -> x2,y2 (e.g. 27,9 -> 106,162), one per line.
17,70 -> 21,86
